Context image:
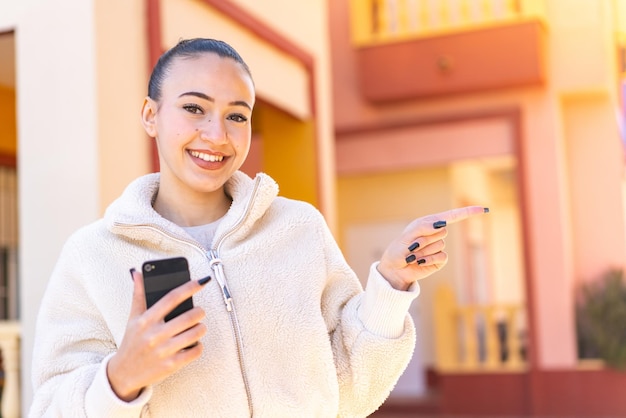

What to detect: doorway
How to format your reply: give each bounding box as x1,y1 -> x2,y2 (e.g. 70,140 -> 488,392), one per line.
336,112 -> 527,399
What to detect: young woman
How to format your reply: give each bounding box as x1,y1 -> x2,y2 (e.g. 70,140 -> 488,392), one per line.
29,38 -> 487,417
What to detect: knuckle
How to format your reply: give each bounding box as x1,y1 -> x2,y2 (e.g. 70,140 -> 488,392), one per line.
134,315 -> 150,330
145,333 -> 160,350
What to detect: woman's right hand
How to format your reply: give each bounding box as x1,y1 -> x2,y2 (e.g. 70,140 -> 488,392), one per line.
106,269 -> 208,402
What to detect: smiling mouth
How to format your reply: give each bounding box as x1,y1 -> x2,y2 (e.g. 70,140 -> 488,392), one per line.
189,150 -> 224,162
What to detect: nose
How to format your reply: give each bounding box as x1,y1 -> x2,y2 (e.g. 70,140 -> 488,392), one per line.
199,118 -> 228,145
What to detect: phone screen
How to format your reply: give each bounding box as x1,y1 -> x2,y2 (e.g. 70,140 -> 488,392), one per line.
142,256 -> 194,322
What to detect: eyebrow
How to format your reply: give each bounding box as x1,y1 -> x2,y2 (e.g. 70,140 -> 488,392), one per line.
179,91 -> 252,110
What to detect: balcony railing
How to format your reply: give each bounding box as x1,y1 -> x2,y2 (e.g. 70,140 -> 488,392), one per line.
434,284 -> 527,372
351,0 -> 546,45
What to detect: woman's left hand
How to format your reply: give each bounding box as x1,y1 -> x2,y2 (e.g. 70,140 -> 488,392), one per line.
377,206 -> 488,291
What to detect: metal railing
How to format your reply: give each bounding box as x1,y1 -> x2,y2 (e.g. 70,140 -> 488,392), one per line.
434,284 -> 526,372
350,0 -> 546,45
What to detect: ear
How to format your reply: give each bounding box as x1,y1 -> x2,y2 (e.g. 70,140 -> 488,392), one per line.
141,97 -> 158,138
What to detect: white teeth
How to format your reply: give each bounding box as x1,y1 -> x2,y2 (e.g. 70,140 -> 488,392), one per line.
190,151 -> 224,162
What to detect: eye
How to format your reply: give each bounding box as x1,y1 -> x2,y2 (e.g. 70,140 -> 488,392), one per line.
228,113 -> 248,123
182,104 -> 204,115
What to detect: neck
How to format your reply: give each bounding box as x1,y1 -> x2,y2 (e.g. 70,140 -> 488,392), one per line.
153,184 -> 232,227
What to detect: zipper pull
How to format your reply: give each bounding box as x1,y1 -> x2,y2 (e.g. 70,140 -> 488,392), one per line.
208,251 -> 233,312
222,284 -> 233,312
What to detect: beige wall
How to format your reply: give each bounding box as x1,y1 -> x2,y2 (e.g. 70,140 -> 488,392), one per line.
15,0 -> 100,409
94,0 -> 151,213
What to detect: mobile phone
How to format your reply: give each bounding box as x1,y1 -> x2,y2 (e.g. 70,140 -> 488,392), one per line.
142,256 -> 194,322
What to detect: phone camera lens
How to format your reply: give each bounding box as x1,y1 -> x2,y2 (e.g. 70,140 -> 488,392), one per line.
145,264 -> 154,272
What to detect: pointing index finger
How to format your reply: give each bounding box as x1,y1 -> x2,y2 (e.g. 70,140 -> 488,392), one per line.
434,206 -> 489,226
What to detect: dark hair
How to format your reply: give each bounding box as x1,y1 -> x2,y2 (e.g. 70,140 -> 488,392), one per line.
148,38 -> 252,101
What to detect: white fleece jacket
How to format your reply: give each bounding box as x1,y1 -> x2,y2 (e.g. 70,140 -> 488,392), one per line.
30,171 -> 418,418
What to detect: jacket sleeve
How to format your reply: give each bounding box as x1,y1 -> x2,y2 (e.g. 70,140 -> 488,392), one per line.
317,218 -> 418,418
29,235 -> 151,418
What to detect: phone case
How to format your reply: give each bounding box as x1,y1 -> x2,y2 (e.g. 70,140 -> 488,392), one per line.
142,256 -> 194,322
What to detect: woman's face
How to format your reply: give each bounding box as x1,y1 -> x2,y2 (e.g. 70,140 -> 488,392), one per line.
142,52 -> 255,198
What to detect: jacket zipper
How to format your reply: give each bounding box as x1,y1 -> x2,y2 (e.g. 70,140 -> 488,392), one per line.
112,176 -> 262,417
207,249 -> 252,416
207,176 -> 261,417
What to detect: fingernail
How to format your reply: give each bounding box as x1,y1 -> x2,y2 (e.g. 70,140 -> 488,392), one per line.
405,254 -> 416,264
408,242 -> 420,252
129,268 -> 136,281
417,258 -> 426,265
198,275 -> 212,285
433,220 -> 447,229
484,207 -> 490,213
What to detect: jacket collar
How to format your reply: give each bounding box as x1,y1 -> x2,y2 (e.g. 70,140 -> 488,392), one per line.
104,171 -> 279,248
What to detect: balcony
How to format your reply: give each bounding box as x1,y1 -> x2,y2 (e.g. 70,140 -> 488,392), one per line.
350,0 -> 547,101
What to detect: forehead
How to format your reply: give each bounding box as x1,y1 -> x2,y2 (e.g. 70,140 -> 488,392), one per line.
163,52 -> 254,99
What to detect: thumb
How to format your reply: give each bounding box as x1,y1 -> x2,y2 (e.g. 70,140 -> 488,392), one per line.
129,268 -> 147,319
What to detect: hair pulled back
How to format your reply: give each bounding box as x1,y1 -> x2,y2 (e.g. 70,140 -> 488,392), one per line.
148,38 -> 252,101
